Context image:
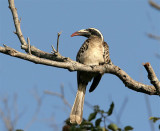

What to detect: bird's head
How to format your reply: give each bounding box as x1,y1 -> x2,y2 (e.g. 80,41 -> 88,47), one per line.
71,28 -> 103,41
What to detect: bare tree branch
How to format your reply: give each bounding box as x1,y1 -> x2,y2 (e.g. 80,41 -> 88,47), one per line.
24,89 -> 43,131
144,94 -> 155,131
51,32 -> 63,58
27,37 -> 31,55
44,86 -> 72,109
147,1 -> 160,44
0,91 -> 44,131
8,0 -> 27,46
0,97 -> 14,131
13,94 -> 18,128
149,0 -> 160,10
115,97 -> 128,126
56,32 -> 62,53
0,95 -> 21,131
147,33 -> 160,41
1,0 -> 160,97
8,0 -> 65,62
0,44 -> 158,95
143,62 -> 160,94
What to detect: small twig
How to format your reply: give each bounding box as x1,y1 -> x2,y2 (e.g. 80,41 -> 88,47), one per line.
103,116 -> 106,129
51,32 -> 62,54
144,94 -> 155,131
116,97 -> 128,125
143,62 -> 160,95
61,84 -> 65,98
147,33 -> 160,41
0,95 -> 22,131
27,37 -> 31,55
57,32 -> 62,53
25,88 -> 43,130
51,45 -> 57,53
44,89 -> 72,109
155,53 -> 160,59
149,0 -> 160,10
13,94 -> 18,127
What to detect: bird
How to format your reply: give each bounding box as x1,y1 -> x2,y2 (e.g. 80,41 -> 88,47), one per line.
70,28 -> 111,125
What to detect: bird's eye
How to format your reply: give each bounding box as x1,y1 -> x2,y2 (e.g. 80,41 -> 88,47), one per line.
88,29 -> 92,32
86,29 -> 90,32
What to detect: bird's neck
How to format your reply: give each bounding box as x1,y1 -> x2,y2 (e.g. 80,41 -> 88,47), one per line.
89,36 -> 103,43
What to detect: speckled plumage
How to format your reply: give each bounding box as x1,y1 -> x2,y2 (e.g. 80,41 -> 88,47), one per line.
70,28 -> 111,125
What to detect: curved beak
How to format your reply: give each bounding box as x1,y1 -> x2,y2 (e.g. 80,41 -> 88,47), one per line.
71,29 -> 89,37
71,31 -> 80,37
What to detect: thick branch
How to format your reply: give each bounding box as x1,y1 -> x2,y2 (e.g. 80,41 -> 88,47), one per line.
0,45 -> 100,72
0,45 -> 158,95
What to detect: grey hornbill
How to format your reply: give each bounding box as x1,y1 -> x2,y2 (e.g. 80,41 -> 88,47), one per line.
70,28 -> 111,125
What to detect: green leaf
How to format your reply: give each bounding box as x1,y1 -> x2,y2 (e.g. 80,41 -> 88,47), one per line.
88,112 -> 97,121
124,126 -> 134,130
108,123 -> 118,131
118,128 -> 122,131
94,105 -> 100,112
102,127 -> 109,131
107,102 -> 114,116
95,118 -> 102,127
149,117 -> 160,123
100,109 -> 105,114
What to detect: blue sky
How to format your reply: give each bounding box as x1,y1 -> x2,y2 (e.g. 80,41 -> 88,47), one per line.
0,0 -> 160,131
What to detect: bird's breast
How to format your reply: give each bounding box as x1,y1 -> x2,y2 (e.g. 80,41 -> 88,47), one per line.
78,42 -> 104,65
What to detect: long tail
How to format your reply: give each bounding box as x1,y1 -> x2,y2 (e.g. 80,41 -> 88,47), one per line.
70,83 -> 86,125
